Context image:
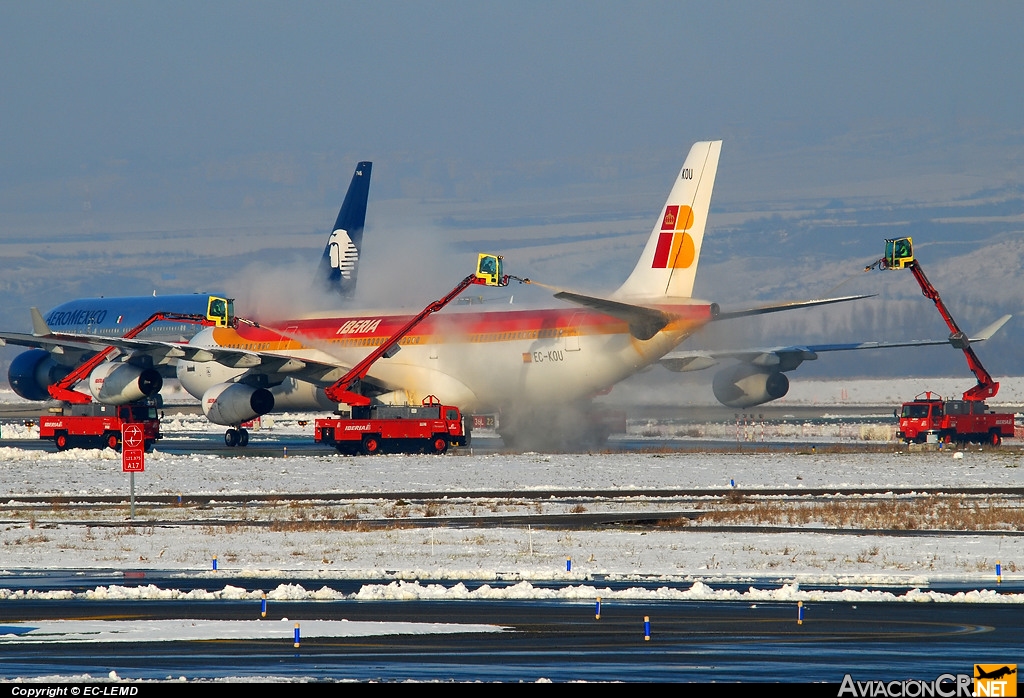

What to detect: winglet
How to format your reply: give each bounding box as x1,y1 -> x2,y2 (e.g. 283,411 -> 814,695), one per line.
970,314 -> 1011,342
30,307 -> 51,337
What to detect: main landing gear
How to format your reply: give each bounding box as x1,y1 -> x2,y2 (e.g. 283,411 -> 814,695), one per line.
224,427 -> 250,447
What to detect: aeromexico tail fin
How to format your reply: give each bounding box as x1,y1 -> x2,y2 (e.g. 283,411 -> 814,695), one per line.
317,161 -> 372,297
613,141 -> 721,301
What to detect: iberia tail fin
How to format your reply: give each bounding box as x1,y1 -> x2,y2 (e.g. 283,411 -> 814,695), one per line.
613,141 -> 721,301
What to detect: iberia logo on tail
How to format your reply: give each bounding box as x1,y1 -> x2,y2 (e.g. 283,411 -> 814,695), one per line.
653,204 -> 696,269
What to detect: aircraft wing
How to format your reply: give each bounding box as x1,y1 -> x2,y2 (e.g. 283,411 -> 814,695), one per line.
0,308 -> 202,362
0,325 -> 264,369
660,314 -> 1012,373
552,290 -> 873,341
0,330 -> 104,354
710,295 -> 875,321
2,307 -> 372,391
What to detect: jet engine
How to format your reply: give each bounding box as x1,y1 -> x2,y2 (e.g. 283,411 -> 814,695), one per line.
88,362 -> 163,405
270,378 -> 337,412
711,364 -> 789,408
201,382 -> 275,426
8,349 -> 71,401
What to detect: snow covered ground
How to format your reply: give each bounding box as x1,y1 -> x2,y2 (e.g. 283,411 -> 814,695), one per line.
1,382 -> 1023,677
0,377 -> 1021,590
0,444 -> 1020,586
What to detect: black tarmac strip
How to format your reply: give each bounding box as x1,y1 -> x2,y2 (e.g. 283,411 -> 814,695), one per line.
0,598 -> 1020,683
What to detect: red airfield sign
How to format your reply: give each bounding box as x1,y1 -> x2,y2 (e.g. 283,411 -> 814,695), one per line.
121,423 -> 145,473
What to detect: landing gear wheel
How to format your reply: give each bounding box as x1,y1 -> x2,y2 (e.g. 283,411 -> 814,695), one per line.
224,429 -> 239,447
361,435 -> 381,455
106,433 -> 120,451
238,428 -> 249,447
432,436 -> 448,454
55,433 -> 68,451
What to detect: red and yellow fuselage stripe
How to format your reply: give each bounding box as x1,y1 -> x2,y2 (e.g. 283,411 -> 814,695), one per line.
207,304 -> 714,353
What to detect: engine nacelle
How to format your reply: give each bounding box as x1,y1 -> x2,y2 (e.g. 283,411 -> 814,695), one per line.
8,349 -> 71,401
270,378 -> 337,411
202,382 -> 275,426
88,362 -> 163,405
712,365 -> 789,408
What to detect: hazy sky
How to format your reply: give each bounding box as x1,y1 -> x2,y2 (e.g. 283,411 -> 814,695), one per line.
3,1 -> 1024,380
4,1 -> 1024,213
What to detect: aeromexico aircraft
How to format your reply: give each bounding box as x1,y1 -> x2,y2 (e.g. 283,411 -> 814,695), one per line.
1,161 -> 372,403
8,143 -> 1006,447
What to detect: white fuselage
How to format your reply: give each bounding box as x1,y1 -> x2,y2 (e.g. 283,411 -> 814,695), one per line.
176,304 -> 711,414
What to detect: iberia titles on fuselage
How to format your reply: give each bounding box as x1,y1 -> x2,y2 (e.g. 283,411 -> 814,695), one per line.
180,300 -> 715,409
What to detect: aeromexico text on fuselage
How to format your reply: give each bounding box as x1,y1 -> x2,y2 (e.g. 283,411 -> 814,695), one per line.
44,295 -> 221,337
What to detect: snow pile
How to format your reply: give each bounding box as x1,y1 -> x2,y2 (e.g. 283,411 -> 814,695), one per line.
0,617 -> 505,644
1,580 -> 1021,605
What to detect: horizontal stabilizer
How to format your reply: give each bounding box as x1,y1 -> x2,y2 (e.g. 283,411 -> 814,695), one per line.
553,291 -> 672,341
712,295 -> 874,322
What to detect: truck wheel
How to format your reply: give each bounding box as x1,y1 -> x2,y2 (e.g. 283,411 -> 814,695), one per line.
238,429 -> 249,447
224,429 -> 239,447
990,431 -> 1002,447
55,433 -> 69,451
104,432 -> 121,451
432,436 -> 448,454
361,435 -> 381,455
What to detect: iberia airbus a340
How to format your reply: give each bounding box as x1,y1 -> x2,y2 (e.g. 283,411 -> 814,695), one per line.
18,142 -> 1003,448
169,140 -> 870,448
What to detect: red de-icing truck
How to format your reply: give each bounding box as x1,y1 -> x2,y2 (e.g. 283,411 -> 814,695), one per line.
867,237 -> 1015,446
313,253 -> 517,456
314,397 -> 468,455
897,391 -> 1014,446
38,399 -> 162,451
